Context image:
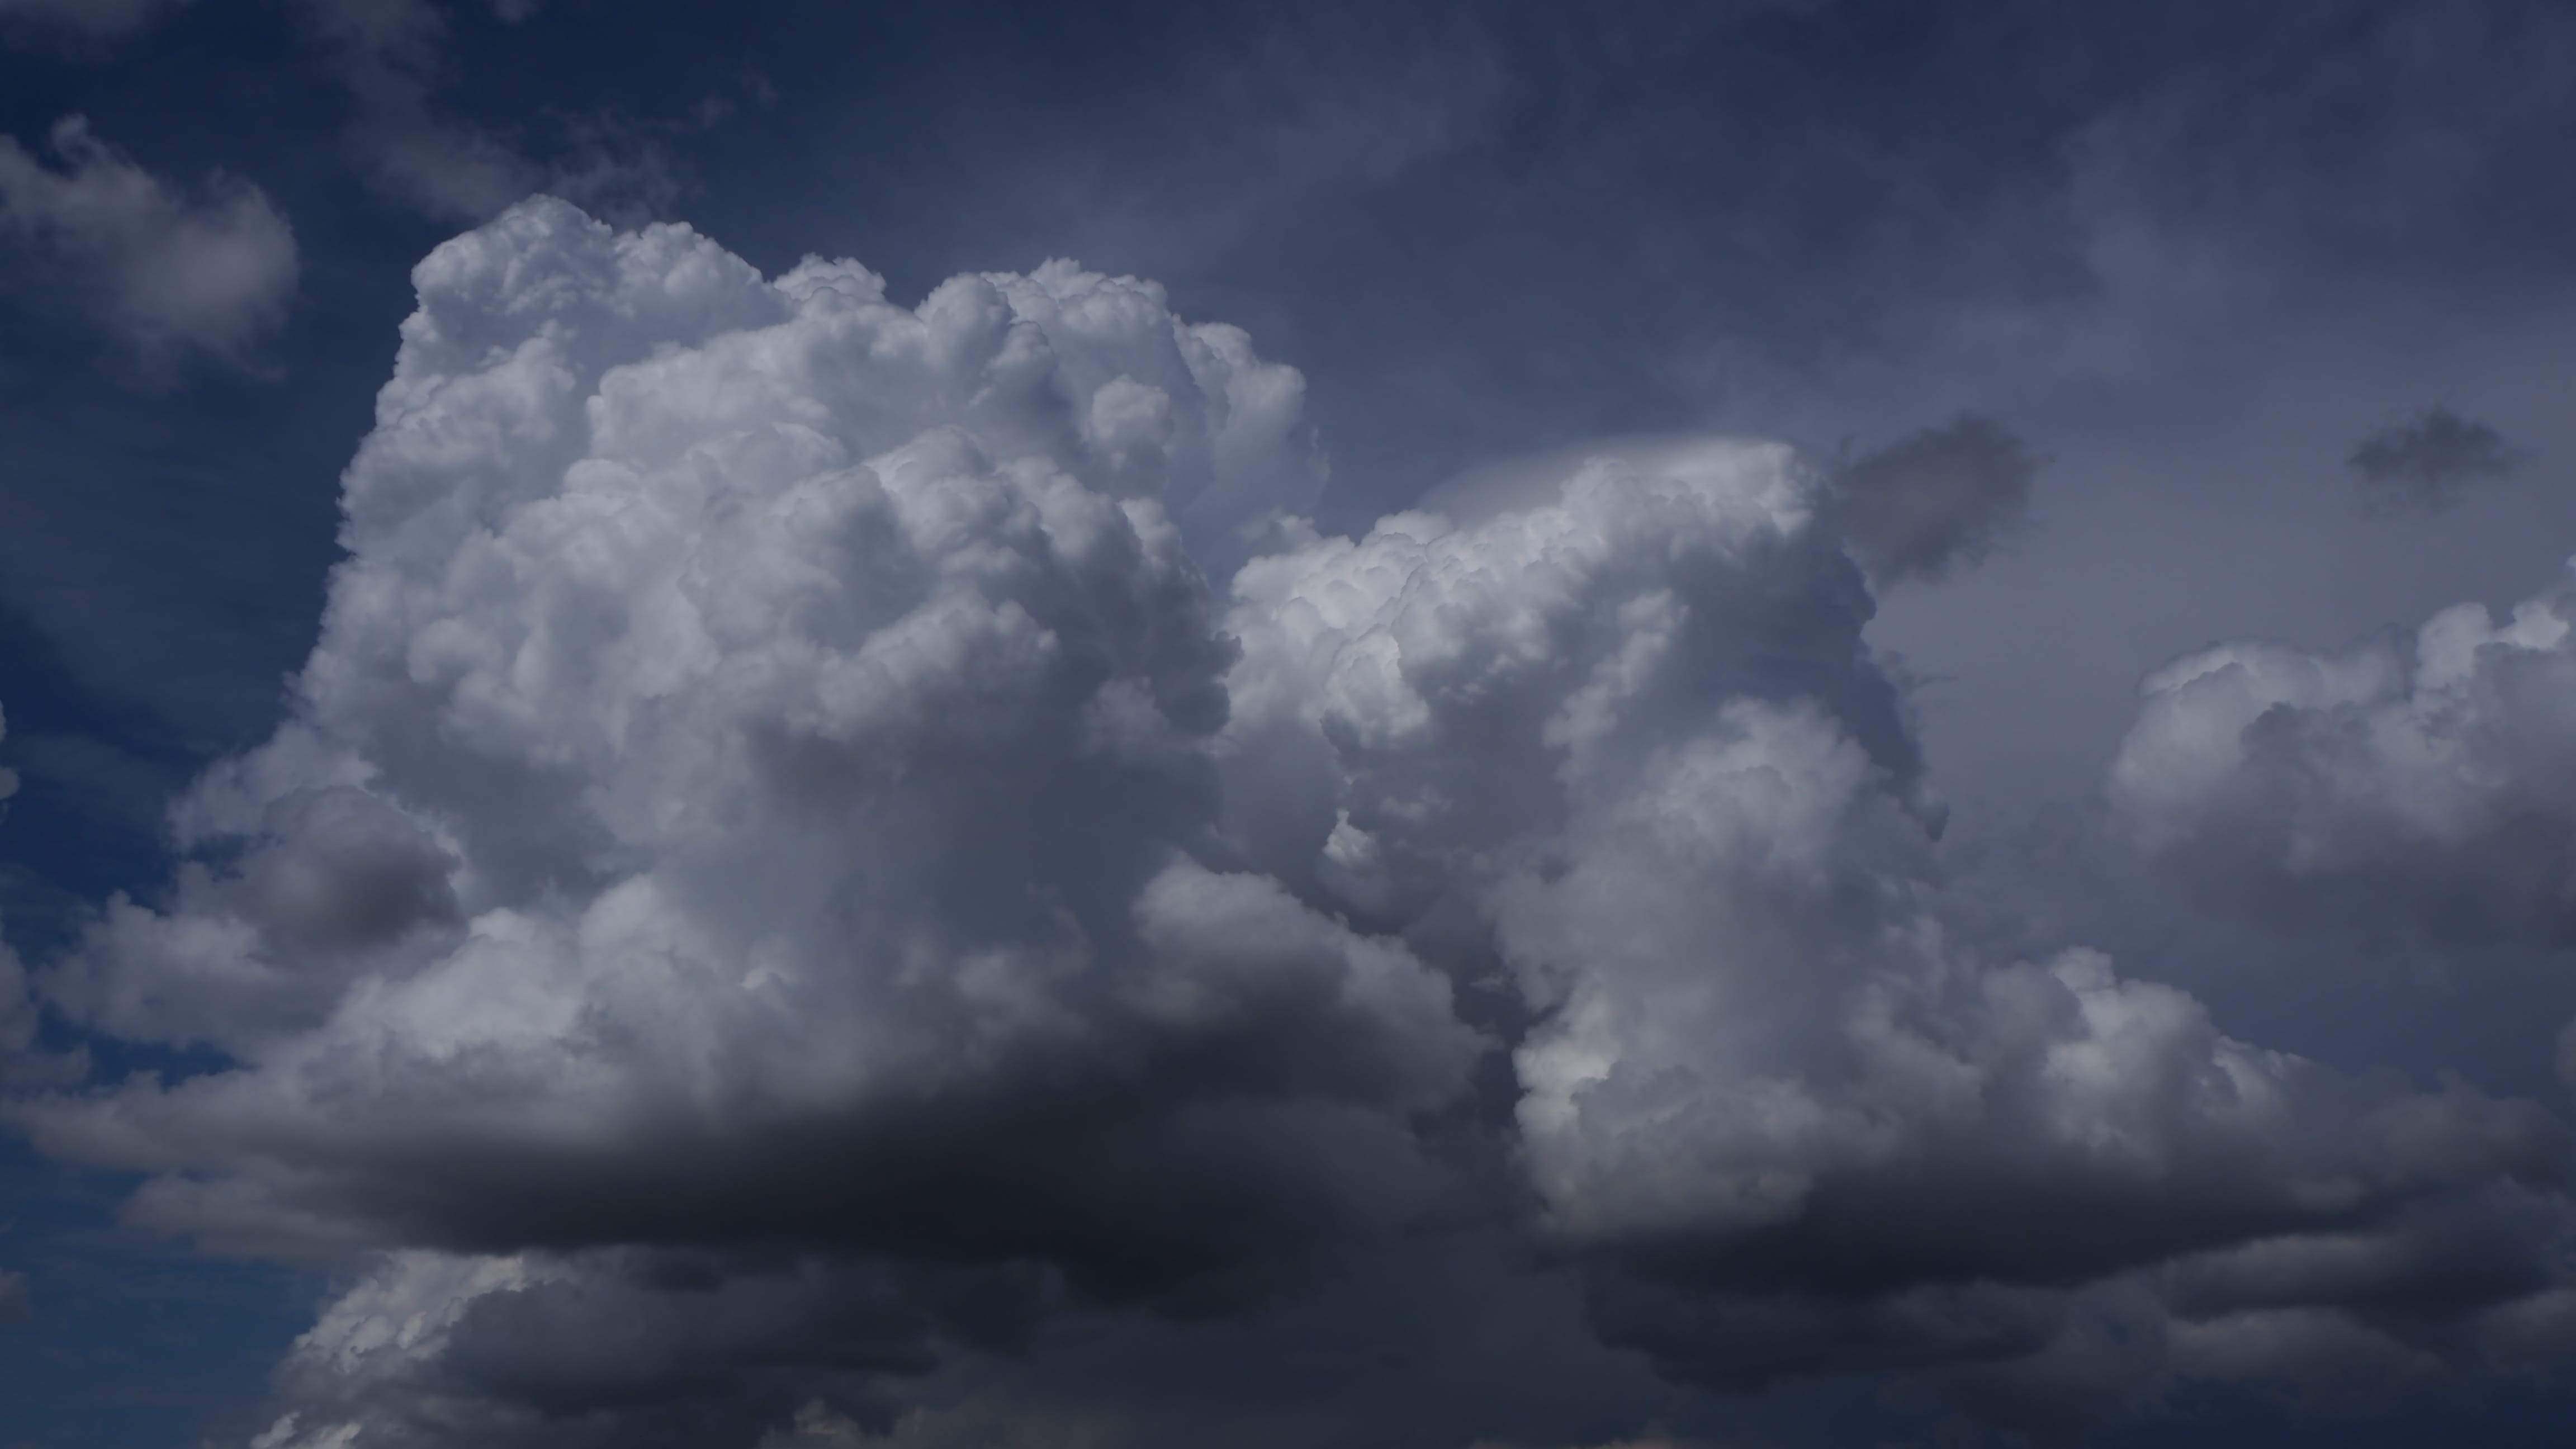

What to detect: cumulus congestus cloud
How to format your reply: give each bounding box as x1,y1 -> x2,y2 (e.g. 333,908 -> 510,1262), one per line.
7,201 -> 2576,1445
1222,441 -> 2576,1432
16,197 -> 1460,1440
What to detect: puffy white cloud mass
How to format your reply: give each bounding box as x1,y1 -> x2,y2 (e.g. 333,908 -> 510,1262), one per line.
2109,566 -> 2576,953
1220,437 -> 2575,1433
26,195 -> 1427,1287
0,115 -> 299,366
10,200 -> 2576,1443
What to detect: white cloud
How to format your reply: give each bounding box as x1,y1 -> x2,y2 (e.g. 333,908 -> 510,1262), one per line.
20,198 -> 1457,1372
2108,564 -> 2576,951
12,201 -> 2576,1442
0,116 -> 298,366
1221,437 -> 2575,1426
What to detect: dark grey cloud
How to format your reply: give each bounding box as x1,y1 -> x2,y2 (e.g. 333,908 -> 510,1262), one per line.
1827,413 -> 2038,584
2349,406 -> 2527,512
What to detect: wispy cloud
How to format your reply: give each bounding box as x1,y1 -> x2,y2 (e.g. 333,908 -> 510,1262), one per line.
289,0 -> 684,222
0,116 -> 297,369
1827,412 -> 2039,584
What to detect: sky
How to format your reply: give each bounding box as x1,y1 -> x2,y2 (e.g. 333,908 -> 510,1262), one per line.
3,2 -> 2576,1446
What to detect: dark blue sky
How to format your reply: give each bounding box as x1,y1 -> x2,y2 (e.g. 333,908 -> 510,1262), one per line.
6,3 -> 2576,1446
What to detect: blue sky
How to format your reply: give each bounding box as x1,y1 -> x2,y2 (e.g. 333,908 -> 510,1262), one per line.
6,3 -> 2576,1446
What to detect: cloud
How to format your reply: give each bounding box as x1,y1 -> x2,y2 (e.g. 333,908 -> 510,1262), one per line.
1824,412 -> 2037,584
0,116 -> 298,367
3,3 -> 594,213
289,0 -> 539,217
12,197 -> 1452,1441
290,0 -> 682,222
2107,564 -> 2576,953
12,200 -> 2576,1443
2348,406 -> 2526,512
0,1266 -> 26,1323
1221,439 -> 2575,1429
247,1249 -> 1052,1449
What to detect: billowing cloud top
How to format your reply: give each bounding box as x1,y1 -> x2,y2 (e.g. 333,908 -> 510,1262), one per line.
2111,569 -> 2576,953
31,197 -> 1438,1290
12,200 -> 2576,1447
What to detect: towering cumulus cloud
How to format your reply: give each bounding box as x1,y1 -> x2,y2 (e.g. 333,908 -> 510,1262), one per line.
20,200 -> 1462,1445
10,201 -> 2576,1445
1224,448 -> 2576,1432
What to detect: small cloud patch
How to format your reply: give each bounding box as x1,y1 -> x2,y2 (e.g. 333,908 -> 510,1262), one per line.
2347,406 -> 2525,512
